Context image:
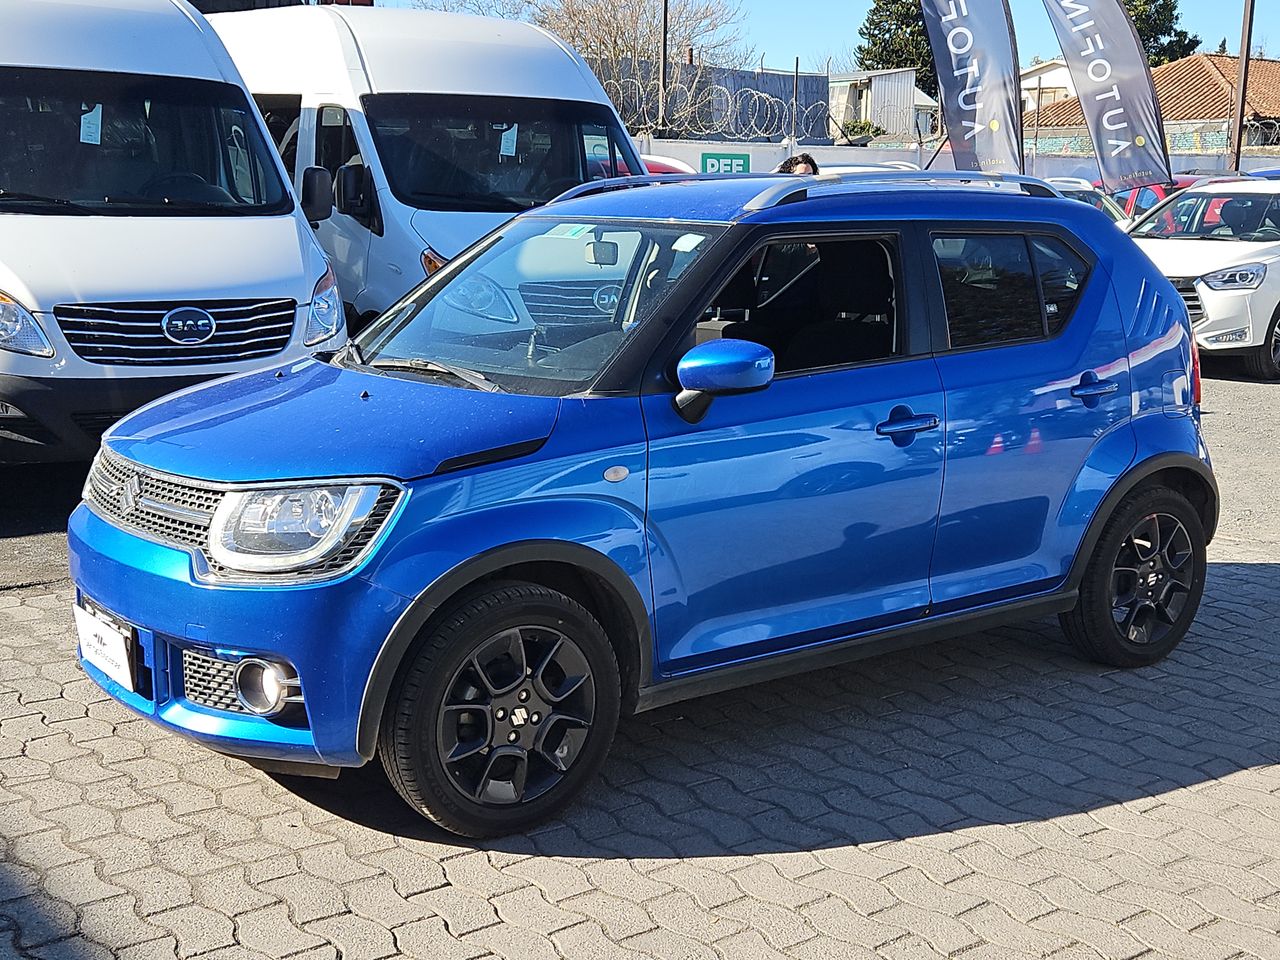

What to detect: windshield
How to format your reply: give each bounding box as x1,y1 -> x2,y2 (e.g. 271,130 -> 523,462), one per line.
363,94 -> 640,213
1131,191 -> 1280,241
1060,188 -> 1122,221
353,217 -> 725,395
0,67 -> 290,216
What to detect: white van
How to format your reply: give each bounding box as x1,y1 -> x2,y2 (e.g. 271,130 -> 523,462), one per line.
210,7 -> 642,328
0,0 -> 343,463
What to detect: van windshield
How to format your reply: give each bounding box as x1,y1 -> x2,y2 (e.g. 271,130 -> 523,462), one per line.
351,217 -> 724,396
0,67 -> 291,216
362,94 -> 640,213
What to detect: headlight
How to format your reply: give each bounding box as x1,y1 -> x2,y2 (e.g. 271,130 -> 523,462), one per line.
0,290 -> 54,357
208,483 -> 383,573
442,273 -> 518,323
1201,263 -> 1267,290
303,265 -> 344,346
422,245 -> 448,276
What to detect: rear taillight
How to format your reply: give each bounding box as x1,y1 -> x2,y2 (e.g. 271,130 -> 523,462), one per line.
1190,336 -> 1202,406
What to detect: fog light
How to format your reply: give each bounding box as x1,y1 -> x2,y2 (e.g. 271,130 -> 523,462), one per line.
1205,328 -> 1249,345
234,658 -> 301,716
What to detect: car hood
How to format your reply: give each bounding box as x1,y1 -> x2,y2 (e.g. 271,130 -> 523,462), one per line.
410,208 -> 514,260
105,359 -> 561,483
0,214 -> 323,313
1131,237 -> 1280,278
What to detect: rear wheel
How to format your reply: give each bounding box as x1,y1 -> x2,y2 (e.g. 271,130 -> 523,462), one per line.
379,582 -> 620,837
1242,308 -> 1280,380
1060,487 -> 1206,668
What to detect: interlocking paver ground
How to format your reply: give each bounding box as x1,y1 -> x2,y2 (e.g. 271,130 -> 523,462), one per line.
3,367 -> 1280,958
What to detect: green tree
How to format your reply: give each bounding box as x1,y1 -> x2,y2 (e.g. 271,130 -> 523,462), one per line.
1215,37 -> 1229,56
1124,0 -> 1201,66
852,0 -> 937,98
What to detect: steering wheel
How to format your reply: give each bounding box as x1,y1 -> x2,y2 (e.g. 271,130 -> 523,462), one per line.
1249,226 -> 1280,241
140,172 -> 209,197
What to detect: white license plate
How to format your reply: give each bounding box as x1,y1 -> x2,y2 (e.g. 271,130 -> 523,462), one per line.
75,602 -> 136,693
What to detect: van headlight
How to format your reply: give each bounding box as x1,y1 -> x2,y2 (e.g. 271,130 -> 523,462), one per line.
303,265 -> 344,346
208,483 -> 384,573
1201,263 -> 1267,290
0,291 -> 54,357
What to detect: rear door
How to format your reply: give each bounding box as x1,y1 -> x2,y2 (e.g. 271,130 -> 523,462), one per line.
925,225 -> 1133,609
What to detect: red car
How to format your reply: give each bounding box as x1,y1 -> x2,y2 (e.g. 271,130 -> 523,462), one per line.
1097,175 -> 1201,218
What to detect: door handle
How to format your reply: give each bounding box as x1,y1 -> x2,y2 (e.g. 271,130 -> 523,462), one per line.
876,413 -> 940,436
1071,375 -> 1119,407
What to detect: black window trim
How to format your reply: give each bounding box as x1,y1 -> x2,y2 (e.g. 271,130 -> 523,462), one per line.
643,223 -> 933,393
923,222 -> 1097,355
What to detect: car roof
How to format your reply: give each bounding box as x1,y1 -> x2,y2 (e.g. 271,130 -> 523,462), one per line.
208,6 -> 607,103
538,173 -> 1093,228
1180,178 -> 1280,195
1,0 -> 233,82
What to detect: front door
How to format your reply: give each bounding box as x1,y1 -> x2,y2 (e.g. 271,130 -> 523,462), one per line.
641,232 -> 946,677
311,105 -> 372,309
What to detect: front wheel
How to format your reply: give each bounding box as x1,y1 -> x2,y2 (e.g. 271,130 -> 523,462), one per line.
378,582 -> 620,837
1242,308 -> 1280,380
1060,486 -> 1207,668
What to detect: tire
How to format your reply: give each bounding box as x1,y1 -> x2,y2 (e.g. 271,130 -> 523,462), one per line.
1059,486 -> 1206,668
378,581 -> 620,838
1242,307 -> 1280,380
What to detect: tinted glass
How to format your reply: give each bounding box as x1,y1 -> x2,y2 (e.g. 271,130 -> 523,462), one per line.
1032,237 -> 1089,334
1134,187 -> 1160,214
255,94 -> 301,178
933,235 -> 1042,348
0,66 -> 290,216
354,218 -> 723,396
696,238 -> 900,373
1131,190 -> 1280,242
363,93 -> 641,212
316,106 -> 360,178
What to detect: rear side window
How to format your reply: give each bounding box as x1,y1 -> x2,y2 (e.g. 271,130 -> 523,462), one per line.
932,235 -> 1042,348
1033,237 -> 1089,334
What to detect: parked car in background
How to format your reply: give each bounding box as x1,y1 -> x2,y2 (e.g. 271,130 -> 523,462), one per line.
1131,178 -> 1280,379
640,154 -> 695,174
211,7 -> 640,331
1101,174 -> 1200,219
1046,177 -> 1130,226
0,0 -> 341,463
70,170 -> 1215,836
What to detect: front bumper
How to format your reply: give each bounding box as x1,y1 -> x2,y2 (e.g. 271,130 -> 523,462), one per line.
68,503 -> 412,767
1185,282 -> 1276,354
0,373 -> 208,463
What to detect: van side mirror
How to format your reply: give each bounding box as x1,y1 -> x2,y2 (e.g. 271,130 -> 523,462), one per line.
673,339 -> 775,423
300,166 -> 333,224
335,163 -> 372,218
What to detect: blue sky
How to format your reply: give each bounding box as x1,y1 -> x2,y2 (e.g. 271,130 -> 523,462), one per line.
738,0 -> 1278,71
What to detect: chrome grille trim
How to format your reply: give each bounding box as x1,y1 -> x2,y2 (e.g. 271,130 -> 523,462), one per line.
518,280 -> 617,324
181,648 -> 246,714
1170,278 -> 1204,322
55,299 -> 296,366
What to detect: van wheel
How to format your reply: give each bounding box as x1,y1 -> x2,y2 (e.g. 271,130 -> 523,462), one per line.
1242,308 -> 1280,380
378,582 -> 620,838
1060,487 -> 1206,668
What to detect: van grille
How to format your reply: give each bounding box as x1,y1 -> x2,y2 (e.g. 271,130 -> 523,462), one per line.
1170,278 -> 1204,322
55,299 -> 296,366
518,281 -> 617,325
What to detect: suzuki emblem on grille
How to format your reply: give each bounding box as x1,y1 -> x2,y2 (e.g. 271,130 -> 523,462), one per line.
119,474 -> 142,514
161,307 -> 217,345
593,284 -> 622,313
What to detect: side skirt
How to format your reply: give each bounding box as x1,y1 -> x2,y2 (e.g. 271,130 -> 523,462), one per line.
633,591 -> 1078,713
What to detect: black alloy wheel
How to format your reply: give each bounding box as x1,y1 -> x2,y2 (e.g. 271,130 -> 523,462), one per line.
1108,512 -> 1195,648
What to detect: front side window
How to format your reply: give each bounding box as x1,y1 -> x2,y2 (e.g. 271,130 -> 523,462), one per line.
933,235 -> 1042,348
316,106 -> 360,179
362,93 -> 641,212
353,217 -> 724,396
695,237 -> 901,373
254,94 -> 301,178
1134,187 -> 1160,215
0,66 -> 290,216
1131,190 -> 1280,242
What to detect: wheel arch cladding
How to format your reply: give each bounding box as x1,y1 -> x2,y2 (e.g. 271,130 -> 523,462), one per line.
1067,452 -> 1218,592
355,540 -> 651,760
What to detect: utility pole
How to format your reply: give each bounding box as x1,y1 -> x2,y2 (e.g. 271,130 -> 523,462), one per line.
658,0 -> 669,136
1230,0 -> 1257,171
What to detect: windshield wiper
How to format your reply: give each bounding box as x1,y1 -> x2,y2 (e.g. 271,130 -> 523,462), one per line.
0,190 -> 94,214
368,357 -> 501,392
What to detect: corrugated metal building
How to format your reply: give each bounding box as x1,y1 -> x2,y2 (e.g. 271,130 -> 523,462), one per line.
829,68 -> 927,139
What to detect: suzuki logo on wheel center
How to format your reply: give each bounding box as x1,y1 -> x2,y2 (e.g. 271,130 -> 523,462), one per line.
510,706 -> 529,727
161,306 -> 217,345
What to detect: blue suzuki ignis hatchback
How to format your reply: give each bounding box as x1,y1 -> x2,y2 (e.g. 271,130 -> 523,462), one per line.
70,172 -> 1218,836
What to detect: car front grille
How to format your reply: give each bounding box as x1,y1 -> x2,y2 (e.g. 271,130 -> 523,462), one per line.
55,299 -> 296,366
518,280 -> 618,325
85,446 -> 221,549
72,412 -> 123,441
181,648 -> 246,713
1170,278 -> 1204,322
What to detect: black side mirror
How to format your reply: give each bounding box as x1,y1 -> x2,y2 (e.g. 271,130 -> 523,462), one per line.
335,163 -> 372,218
299,166 -> 333,224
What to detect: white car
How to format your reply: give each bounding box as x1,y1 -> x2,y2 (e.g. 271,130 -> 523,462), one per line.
1046,177 -> 1131,228
1130,179 -> 1280,379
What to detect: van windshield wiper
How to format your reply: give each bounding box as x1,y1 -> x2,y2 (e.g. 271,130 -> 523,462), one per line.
368,356 -> 502,392
0,190 -> 94,214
